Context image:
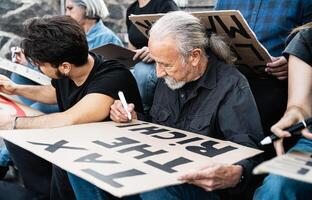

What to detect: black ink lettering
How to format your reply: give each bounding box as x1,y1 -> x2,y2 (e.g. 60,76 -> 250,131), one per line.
130,126 -> 169,135
118,144 -> 167,159
216,15 -> 251,39
116,123 -> 149,128
235,43 -> 264,61
206,16 -> 217,33
93,137 -> 139,149
186,140 -> 237,157
82,168 -> 145,188
297,168 -> 309,175
152,131 -> 186,140
135,20 -> 153,35
28,140 -> 86,153
177,137 -> 204,145
306,161 -> 312,167
145,157 -> 192,173
75,153 -> 119,164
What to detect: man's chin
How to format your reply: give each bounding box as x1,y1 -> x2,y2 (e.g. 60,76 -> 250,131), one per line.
164,77 -> 185,90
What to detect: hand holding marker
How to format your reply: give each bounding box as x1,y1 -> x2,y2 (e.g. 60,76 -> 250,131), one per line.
118,91 -> 132,121
260,117 -> 312,145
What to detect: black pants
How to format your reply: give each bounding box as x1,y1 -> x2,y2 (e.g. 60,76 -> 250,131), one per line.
4,141 -> 76,200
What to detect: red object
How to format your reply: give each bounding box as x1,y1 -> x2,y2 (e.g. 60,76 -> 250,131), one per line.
0,95 -> 26,116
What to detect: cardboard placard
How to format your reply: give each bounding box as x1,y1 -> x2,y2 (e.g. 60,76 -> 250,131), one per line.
253,150 -> 312,184
0,120 -> 262,197
0,94 -> 42,116
91,44 -> 139,68
129,10 -> 272,75
0,57 -> 51,85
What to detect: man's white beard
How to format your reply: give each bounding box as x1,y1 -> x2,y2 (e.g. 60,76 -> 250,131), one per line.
164,76 -> 186,90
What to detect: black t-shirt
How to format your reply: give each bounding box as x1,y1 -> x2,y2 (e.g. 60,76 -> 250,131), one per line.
51,52 -> 143,119
283,28 -> 312,66
126,0 -> 178,49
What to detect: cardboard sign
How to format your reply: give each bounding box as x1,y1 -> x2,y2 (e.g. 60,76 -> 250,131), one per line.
0,120 -> 262,197
129,10 -> 272,75
0,57 -> 51,85
253,150 -> 312,184
91,44 -> 139,68
0,94 -> 42,116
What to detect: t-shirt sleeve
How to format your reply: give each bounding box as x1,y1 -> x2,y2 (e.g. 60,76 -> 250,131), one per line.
158,0 -> 179,13
86,69 -> 132,99
51,79 -> 57,88
84,62 -> 143,113
283,29 -> 312,67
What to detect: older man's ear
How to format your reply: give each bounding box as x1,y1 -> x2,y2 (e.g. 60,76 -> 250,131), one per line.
189,48 -> 203,67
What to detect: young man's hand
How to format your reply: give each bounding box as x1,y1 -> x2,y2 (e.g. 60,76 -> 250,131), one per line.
0,75 -> 18,95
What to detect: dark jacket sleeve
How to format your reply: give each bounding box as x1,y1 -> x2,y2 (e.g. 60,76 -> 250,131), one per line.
217,77 -> 265,193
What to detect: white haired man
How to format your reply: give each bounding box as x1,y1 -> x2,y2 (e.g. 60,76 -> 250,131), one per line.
67,11 -> 264,200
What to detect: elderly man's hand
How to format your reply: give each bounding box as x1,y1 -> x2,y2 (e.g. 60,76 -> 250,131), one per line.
0,75 -> 18,95
133,46 -> 154,63
265,56 -> 288,80
0,113 -> 15,130
179,163 -> 243,191
110,100 -> 137,123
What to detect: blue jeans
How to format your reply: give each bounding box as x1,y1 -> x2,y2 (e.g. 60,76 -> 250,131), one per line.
68,172 -> 220,200
253,138 -> 312,200
0,73 -> 59,167
131,62 -> 157,113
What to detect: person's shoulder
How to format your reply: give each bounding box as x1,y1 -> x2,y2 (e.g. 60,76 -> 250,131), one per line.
127,1 -> 139,13
299,28 -> 312,40
214,58 -> 248,88
154,0 -> 179,12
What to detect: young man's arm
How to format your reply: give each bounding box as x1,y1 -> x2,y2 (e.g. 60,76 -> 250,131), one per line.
0,74 -> 57,104
0,93 -> 114,129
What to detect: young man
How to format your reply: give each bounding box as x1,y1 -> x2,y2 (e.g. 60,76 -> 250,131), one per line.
0,15 -> 142,199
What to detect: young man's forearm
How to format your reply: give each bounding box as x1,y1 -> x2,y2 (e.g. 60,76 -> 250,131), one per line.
15,84 -> 57,104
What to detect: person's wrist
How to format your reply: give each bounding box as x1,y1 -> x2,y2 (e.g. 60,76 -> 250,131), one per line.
232,165 -> 244,185
11,116 -> 19,130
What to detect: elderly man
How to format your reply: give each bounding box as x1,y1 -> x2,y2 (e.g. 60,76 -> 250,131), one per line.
69,11 -> 264,200
0,16 -> 142,199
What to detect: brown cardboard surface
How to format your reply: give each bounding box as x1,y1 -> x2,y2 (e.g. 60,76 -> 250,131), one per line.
0,120 -> 262,197
253,150 -> 312,184
129,10 -> 272,76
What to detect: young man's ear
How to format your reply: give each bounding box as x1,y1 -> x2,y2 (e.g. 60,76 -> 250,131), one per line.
58,62 -> 72,75
189,48 -> 202,67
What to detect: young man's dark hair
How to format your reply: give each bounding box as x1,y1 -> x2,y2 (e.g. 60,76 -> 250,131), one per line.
21,15 -> 88,68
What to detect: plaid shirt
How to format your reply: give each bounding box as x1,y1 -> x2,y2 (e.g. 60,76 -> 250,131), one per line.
215,0 -> 312,57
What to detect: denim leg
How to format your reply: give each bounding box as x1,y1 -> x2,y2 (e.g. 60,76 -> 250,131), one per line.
10,73 -> 37,106
140,184 -> 220,200
132,62 -> 157,113
0,146 -> 11,166
253,138 -> 312,200
68,173 -> 114,200
31,102 -> 59,114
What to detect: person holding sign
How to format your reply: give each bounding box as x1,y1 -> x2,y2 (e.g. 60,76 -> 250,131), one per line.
126,0 -> 178,113
73,11 -> 264,200
215,0 -> 312,159
254,23 -> 312,200
0,0 -> 125,181
0,16 -> 142,199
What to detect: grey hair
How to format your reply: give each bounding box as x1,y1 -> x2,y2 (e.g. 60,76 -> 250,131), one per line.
149,11 -> 235,64
72,0 -> 109,21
